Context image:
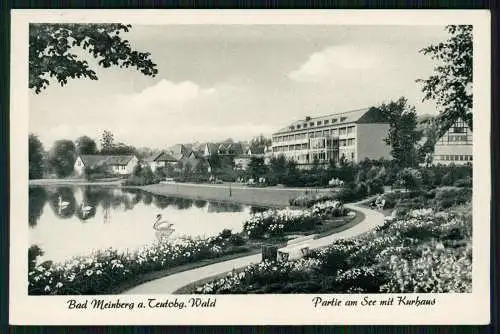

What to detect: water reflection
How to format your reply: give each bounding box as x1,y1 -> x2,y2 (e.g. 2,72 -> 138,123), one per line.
193,199 -> 207,208
29,186 -> 267,227
47,187 -> 77,219
207,201 -> 243,213
28,185 -> 266,263
29,187 -> 47,227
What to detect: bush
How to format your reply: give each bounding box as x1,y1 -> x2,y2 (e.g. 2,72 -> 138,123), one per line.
28,236 -> 246,295
195,206 -> 472,294
229,234 -> 246,246
243,201 -> 345,239
397,168 -> 423,191
289,192 -> 338,207
454,176 -> 472,188
366,178 -> 384,195
124,165 -> 159,186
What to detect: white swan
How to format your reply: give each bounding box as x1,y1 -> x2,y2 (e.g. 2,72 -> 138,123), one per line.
58,196 -> 69,209
153,214 -> 174,231
153,214 -> 175,241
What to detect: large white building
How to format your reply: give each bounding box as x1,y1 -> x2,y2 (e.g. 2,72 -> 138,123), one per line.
271,108 -> 392,165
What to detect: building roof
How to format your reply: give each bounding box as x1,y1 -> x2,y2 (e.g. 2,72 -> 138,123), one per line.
166,144 -> 193,160
204,143 -> 220,155
144,151 -> 178,162
272,107 -> 388,135
249,146 -> 265,155
204,142 -> 244,155
79,155 -> 136,167
223,142 -> 244,155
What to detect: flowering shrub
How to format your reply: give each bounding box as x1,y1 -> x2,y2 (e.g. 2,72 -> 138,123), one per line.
28,236 -> 243,295
194,258 -> 322,294
289,192 -> 338,207
378,240 -> 472,293
194,205 -> 472,294
243,201 -> 348,239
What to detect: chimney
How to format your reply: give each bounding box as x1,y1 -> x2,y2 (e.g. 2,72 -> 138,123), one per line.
305,116 -> 311,121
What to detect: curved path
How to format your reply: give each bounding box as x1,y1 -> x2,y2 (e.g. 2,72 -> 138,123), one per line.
122,201 -> 385,295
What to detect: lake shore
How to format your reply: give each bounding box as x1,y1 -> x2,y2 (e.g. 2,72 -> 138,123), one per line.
136,183 -> 333,208
29,178 -> 124,186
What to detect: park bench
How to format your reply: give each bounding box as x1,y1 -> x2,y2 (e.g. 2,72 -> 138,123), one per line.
277,235 -> 315,262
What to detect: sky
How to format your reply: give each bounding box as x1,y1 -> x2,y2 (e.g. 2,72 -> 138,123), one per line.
29,25 -> 450,150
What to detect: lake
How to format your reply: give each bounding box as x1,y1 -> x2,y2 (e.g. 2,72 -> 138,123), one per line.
29,185 -> 266,264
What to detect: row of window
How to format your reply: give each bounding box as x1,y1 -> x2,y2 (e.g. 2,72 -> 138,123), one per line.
274,126 -> 355,142
437,134 -> 472,144
284,151 -> 356,163
273,138 -> 356,152
434,155 -> 473,161
289,117 -> 348,131
451,120 -> 469,133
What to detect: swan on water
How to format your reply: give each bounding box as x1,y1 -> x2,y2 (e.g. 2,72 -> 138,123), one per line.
153,214 -> 175,242
153,214 -> 174,231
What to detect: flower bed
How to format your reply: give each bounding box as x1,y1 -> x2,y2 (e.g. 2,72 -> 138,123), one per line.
193,205 -> 472,294
28,235 -> 247,295
243,201 -> 348,239
289,192 -> 338,207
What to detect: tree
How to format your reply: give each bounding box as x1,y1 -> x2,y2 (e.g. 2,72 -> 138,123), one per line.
417,25 -> 473,131
75,135 -> 97,155
29,134 -> 45,179
48,139 -> 76,177
377,97 -> 422,167
207,153 -> 222,174
417,118 -> 440,165
250,134 -> 272,152
311,156 -> 322,173
247,156 -> 268,179
269,154 -> 288,183
100,130 -> 114,154
194,158 -> 209,175
397,168 -> 423,191
107,142 -> 136,155
29,24 -> 158,93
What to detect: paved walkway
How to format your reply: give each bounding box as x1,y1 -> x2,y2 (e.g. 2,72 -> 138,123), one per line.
122,201 -> 385,295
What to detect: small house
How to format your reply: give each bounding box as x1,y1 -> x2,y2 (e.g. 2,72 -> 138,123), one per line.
144,151 -> 178,172
74,154 -> 139,177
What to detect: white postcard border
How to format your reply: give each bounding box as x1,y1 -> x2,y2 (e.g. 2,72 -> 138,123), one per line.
9,9 -> 491,325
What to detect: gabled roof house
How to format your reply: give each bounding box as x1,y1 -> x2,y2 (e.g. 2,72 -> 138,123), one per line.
74,154 -> 139,176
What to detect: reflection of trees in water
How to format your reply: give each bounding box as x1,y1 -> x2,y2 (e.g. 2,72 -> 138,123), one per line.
29,186 -> 47,227
48,187 -> 77,219
151,195 -> 194,210
250,206 -> 268,214
122,188 -> 143,206
152,195 -> 174,209
142,192 -> 153,206
207,201 -> 243,213
39,186 -> 145,223
173,197 -> 193,210
193,199 -> 207,209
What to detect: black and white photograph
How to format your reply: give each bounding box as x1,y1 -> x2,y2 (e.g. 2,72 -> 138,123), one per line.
10,10 -> 491,325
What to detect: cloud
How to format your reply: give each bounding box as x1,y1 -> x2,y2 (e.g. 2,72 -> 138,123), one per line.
288,44 -> 387,83
116,79 -> 217,111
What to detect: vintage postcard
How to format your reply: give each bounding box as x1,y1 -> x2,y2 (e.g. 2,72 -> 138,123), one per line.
10,10 -> 491,325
